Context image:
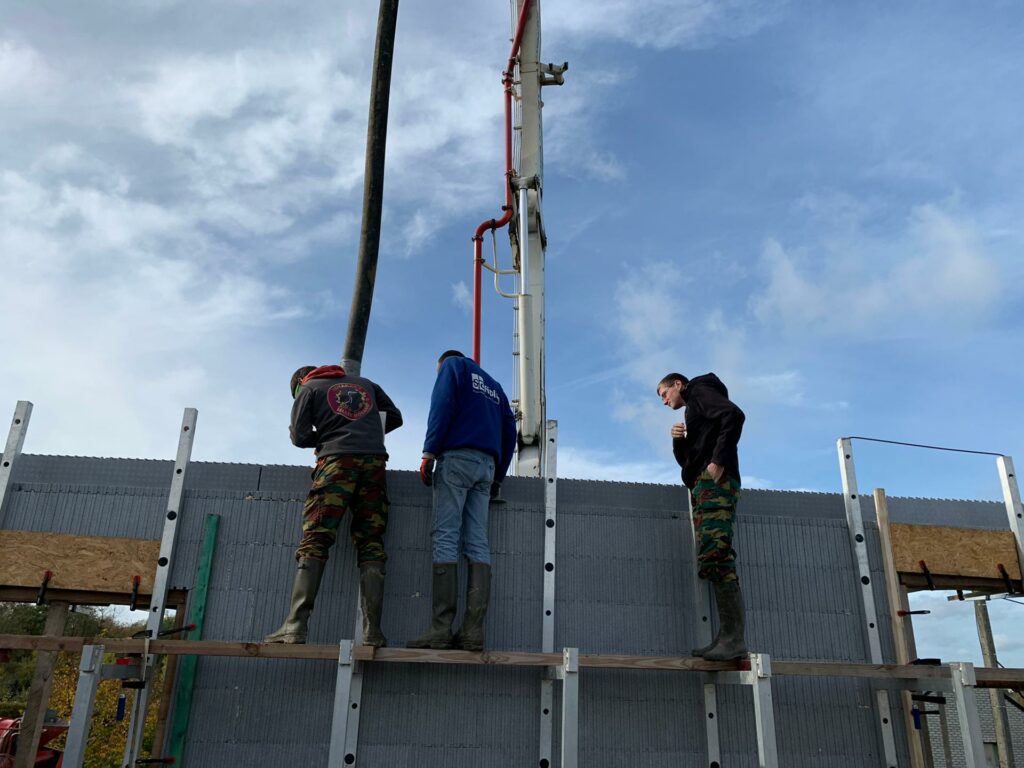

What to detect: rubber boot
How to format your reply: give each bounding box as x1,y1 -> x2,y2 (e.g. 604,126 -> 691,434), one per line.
702,580 -> 748,661
264,558 -> 325,644
359,561 -> 387,648
406,562 -> 458,649
453,562 -> 491,652
691,628 -> 720,658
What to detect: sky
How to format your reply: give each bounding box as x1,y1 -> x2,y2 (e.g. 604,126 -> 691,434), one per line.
2,1 -> 1024,663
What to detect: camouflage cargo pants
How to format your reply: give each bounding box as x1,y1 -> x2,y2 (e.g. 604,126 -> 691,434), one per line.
690,469 -> 741,583
295,454 -> 389,565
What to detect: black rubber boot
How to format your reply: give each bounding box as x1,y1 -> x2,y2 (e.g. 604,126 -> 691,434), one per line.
406,562 -> 458,649
359,561 -> 387,648
453,562 -> 491,652
691,629 -> 720,658
702,580 -> 748,661
264,558 -> 326,644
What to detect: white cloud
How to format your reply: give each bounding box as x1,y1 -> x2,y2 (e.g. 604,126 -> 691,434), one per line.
558,444 -> 681,484
545,0 -> 786,51
0,39 -> 51,95
451,281 -> 472,313
752,205 -> 1002,335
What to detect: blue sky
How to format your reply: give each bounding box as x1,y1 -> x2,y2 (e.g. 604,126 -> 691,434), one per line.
2,1 -> 1023,662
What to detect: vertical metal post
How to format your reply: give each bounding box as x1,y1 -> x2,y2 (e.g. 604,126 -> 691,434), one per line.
837,438 -> 898,767
974,601 -> 1015,767
0,400 -> 32,526
328,640 -> 357,767
937,700 -> 954,767
560,647 -> 579,768
63,644 -> 105,768
749,654 -> 779,768
996,456 -> 1024,580
948,662 -> 987,768
539,420 -> 557,767
512,0 -> 546,477
688,487 -> 721,765
124,408 -> 197,767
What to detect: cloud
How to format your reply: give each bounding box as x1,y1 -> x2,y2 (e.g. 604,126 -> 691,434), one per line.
545,0 -> 787,51
451,281 -> 472,313
0,39 -> 52,95
558,444 -> 680,484
752,205 -> 1002,335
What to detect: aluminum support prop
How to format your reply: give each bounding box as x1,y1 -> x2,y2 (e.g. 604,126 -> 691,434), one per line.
837,438 -> 898,767
328,640 -> 357,767
341,608 -> 366,765
559,647 -> 579,768
749,654 -> 779,768
63,644 -> 104,768
0,400 -> 32,526
687,490 -> 721,765
948,662 -> 987,768
708,654 -> 779,767
538,420 -> 557,768
996,456 -> 1024,581
124,408 -> 198,767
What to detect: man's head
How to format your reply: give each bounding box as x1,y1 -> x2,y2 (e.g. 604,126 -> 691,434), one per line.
437,349 -> 465,372
290,366 -> 316,399
656,373 -> 688,410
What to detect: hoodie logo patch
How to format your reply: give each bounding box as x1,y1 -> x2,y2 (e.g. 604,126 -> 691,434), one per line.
327,383 -> 372,420
470,372 -> 501,405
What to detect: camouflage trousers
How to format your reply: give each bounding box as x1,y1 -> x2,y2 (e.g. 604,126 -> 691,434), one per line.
690,470 -> 741,583
295,454 -> 389,565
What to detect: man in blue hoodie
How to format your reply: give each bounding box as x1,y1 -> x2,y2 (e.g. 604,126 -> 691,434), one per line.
658,372 -> 747,661
408,350 -> 517,651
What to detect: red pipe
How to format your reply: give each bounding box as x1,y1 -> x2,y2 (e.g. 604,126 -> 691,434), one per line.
472,0 -> 532,364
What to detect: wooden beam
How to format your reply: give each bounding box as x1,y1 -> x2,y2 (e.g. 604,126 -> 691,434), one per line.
875,489 -> 929,768
0,530 -> 161,593
891,523 -> 1022,580
3,634 -> 1022,686
13,602 -> 69,768
0,586 -> 187,607
901,574 -> 1022,593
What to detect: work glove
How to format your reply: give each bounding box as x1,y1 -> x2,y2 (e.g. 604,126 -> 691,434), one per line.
420,456 -> 435,486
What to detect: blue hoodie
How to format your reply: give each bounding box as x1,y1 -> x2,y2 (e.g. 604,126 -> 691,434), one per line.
423,357 -> 517,482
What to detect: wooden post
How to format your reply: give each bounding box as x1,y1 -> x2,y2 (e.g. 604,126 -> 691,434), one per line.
150,606 -> 186,757
975,601 -> 1015,768
874,489 -> 929,768
13,601 -> 69,768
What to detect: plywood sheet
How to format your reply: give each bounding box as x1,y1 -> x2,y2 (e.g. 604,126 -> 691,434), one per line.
0,530 -> 160,593
890,523 -> 1022,580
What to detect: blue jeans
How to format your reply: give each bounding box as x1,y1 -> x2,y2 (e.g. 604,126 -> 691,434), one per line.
432,448 -> 495,564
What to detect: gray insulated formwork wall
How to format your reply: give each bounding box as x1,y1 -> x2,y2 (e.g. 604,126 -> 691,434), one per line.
8,455 -> 1010,766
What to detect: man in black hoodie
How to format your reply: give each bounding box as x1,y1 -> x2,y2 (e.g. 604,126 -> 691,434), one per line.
657,372 -> 747,661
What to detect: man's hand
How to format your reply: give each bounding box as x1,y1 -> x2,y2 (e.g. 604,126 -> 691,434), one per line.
420,456 -> 435,486
671,422 -> 687,439
707,462 -> 724,483
489,481 -> 502,501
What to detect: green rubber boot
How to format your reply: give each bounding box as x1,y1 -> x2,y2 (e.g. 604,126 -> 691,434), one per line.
264,558 -> 325,644
359,561 -> 387,648
702,580 -> 748,662
406,562 -> 458,649
453,562 -> 491,652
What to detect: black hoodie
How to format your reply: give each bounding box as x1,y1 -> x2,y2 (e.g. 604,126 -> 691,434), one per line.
671,373 -> 745,488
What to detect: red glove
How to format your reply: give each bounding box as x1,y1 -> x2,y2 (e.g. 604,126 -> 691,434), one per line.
419,456 -> 434,486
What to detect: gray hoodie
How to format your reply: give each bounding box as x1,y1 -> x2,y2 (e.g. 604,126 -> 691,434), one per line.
290,374 -> 402,459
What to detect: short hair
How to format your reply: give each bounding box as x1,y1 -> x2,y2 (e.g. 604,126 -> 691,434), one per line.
290,366 -> 316,398
438,350 -> 465,364
656,372 -> 688,394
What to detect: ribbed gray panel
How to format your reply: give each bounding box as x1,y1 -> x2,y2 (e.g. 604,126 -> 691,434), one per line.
6,457 -> 996,766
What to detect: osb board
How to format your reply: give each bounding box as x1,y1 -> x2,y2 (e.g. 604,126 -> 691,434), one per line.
890,523 -> 1022,580
0,530 -> 160,593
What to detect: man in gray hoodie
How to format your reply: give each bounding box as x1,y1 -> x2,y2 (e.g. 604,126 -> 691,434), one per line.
265,364 -> 402,646
657,372 -> 747,661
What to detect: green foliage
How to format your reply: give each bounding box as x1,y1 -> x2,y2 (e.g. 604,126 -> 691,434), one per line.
1,603 -> 176,766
